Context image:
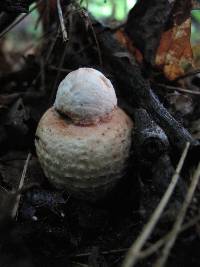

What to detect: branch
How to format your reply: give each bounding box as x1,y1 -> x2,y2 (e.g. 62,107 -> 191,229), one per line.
97,29 -> 197,149
57,0 -> 68,42
133,108 -> 169,160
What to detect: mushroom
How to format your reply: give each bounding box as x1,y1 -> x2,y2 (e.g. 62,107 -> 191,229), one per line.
35,68 -> 133,200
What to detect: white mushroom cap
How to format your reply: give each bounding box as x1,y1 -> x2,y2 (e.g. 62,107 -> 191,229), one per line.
54,68 -> 117,125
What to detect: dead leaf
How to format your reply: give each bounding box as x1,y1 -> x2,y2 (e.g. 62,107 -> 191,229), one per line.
155,17 -> 193,80
115,29 -> 143,64
124,0 -> 194,81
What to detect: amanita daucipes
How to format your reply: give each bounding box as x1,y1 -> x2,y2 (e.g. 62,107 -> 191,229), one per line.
35,68 -> 133,200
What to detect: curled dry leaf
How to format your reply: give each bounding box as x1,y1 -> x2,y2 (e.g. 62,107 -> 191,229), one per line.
155,0 -> 194,80
115,29 -> 143,64
155,17 -> 193,80
124,0 -> 194,81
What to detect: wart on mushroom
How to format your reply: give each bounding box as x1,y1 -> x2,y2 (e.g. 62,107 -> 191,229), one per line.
35,68 -> 133,200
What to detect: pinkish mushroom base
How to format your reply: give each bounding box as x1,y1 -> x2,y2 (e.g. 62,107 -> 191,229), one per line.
35,107 -> 133,200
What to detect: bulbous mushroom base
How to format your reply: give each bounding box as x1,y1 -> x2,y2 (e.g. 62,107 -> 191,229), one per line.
35,107 -> 133,201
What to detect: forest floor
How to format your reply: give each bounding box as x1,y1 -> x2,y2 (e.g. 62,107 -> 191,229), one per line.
0,2 -> 200,267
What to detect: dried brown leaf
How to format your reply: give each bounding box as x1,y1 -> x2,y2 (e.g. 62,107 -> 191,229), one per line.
155,18 -> 193,80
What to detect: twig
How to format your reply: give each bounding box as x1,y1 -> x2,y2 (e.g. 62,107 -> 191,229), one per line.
122,142 -> 190,267
0,1 -> 43,39
71,262 -> 89,267
0,12 -> 18,34
69,211 -> 200,261
34,1 -> 45,30
27,25 -> 60,89
139,213 -> 200,259
70,248 -> 128,259
153,161 -> 200,267
45,25 -> 60,63
86,12 -> 103,68
174,69 -> 200,81
156,83 -> 200,96
11,152 -> 31,219
21,24 -> 59,55
68,211 -> 200,263
49,65 -> 72,73
57,0 -> 68,42
49,44 -> 68,104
